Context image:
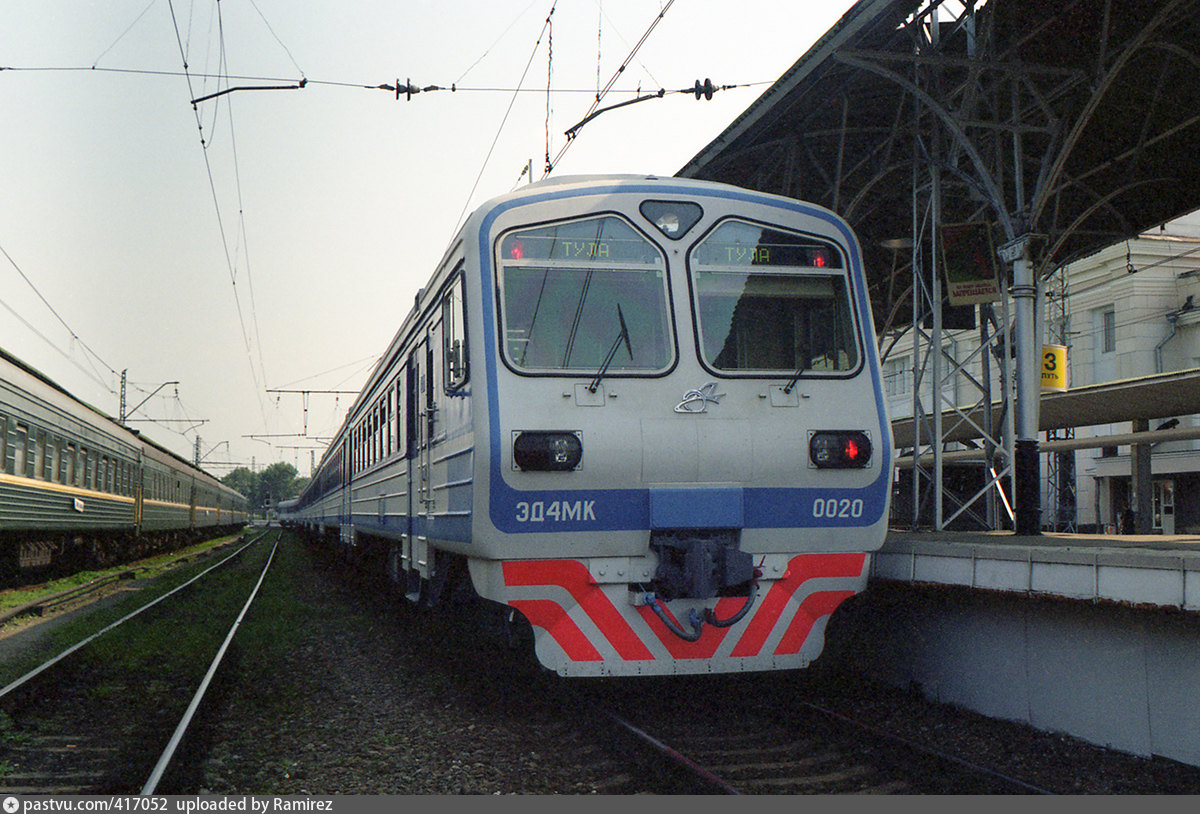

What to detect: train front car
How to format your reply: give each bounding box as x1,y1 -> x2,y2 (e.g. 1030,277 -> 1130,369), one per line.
466,176 -> 892,677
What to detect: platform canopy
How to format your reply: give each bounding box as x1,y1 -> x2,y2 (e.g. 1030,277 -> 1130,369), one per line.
891,368 -> 1200,448
679,0 -> 1200,336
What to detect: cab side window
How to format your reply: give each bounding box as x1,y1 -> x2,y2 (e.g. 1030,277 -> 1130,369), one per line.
442,271 -> 468,392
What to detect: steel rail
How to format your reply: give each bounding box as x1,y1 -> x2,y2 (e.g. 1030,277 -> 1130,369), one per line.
798,700 -> 1056,795
141,530 -> 282,794
0,529 -> 270,701
596,705 -> 741,794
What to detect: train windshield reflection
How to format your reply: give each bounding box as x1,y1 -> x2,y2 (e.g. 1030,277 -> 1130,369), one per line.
497,216 -> 673,374
691,220 -> 859,375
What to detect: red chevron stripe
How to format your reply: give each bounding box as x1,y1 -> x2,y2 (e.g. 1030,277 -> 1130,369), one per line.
507,599 -> 603,661
731,553 -> 866,657
773,590 -> 855,655
503,560 -> 655,661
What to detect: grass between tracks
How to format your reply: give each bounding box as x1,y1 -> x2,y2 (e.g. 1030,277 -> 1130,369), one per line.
0,530 -> 262,688
0,531 -> 362,714
0,532 -> 247,619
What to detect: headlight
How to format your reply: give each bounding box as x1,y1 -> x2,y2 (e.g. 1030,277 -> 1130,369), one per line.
513,431 -> 583,471
809,431 -> 872,469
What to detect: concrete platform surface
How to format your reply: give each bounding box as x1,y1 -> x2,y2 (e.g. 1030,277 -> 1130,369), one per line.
876,529 -> 1200,611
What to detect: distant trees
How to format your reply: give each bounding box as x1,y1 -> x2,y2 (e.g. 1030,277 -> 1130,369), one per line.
222,462 -> 308,516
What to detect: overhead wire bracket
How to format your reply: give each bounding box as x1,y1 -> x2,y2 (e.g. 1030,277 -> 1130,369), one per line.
190,78 -> 307,105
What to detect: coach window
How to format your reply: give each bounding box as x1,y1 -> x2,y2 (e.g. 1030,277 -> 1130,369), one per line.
443,272 -> 469,391
394,378 -> 406,458
46,437 -> 59,482
32,428 -> 45,479
387,391 -> 396,456
29,428 -> 43,479
13,424 -> 28,478
690,220 -> 859,377
368,410 -> 376,467
497,216 -> 673,375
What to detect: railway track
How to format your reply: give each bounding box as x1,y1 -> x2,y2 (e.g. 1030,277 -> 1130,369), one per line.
0,529 -> 280,794
575,676 -> 1056,795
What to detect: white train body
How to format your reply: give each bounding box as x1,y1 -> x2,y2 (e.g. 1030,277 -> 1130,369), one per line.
287,175 -> 892,677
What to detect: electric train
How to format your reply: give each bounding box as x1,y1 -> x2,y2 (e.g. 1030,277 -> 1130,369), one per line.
0,348 -> 248,583
283,175 -> 892,677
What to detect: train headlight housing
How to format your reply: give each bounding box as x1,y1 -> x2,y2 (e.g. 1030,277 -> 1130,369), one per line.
809,431 -> 872,469
513,431 -> 583,471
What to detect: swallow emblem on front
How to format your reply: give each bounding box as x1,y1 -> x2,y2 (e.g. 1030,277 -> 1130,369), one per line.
674,382 -> 725,413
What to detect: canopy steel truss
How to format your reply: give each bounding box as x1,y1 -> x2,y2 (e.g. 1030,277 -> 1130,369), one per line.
681,0 -> 1200,532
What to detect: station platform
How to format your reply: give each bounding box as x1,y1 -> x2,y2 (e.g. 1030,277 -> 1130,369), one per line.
873,529 -> 1200,612
821,528 -> 1200,770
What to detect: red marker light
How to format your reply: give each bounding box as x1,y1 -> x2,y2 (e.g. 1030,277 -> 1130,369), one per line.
812,251 -> 827,268
509,240 -> 525,260
809,430 -> 872,469
844,437 -> 860,461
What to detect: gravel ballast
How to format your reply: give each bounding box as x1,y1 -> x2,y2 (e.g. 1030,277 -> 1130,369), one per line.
5,533 -> 1200,794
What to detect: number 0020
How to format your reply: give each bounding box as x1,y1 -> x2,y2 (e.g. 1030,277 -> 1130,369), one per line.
813,498 -> 864,518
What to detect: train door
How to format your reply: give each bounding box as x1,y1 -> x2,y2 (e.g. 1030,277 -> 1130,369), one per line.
401,336 -> 436,600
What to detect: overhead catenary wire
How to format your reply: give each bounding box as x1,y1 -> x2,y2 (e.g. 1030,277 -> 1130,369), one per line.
165,0 -> 273,439
543,0 -> 677,177
1,63 -> 765,99
0,240 -> 119,391
451,0 -> 558,242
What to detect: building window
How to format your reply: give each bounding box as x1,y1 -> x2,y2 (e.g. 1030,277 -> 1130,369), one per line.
884,356 -> 912,397
1101,308 -> 1116,354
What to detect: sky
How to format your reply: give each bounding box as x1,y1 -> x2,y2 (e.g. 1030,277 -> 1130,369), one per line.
1,0 -> 856,478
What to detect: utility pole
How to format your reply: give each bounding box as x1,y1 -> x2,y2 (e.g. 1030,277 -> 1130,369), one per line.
265,388 -> 357,436
119,379 -> 179,425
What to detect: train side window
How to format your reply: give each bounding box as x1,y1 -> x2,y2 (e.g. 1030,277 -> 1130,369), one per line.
377,400 -> 385,462
387,388 -> 395,456
32,428 -> 45,479
46,437 -> 58,482
443,272 -> 468,391
0,414 -> 7,474
13,424 -> 28,478
395,376 -> 407,459
29,427 -> 43,479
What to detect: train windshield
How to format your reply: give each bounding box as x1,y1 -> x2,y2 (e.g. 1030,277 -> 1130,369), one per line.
497,216 -> 673,374
690,220 -> 859,375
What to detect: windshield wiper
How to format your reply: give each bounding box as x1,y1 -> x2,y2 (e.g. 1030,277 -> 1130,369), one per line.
782,356 -> 809,394
588,304 -> 633,393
